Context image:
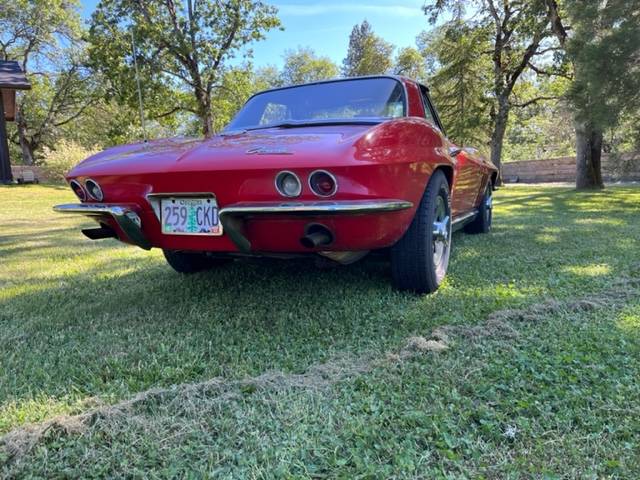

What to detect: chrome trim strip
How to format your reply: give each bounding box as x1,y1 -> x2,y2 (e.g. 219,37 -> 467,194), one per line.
451,210 -> 478,232
218,199 -> 413,253
53,203 -> 151,250
146,192 -> 216,198
220,199 -> 412,217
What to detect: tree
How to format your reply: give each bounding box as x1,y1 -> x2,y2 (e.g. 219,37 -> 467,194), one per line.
0,0 -> 99,164
89,0 -> 281,138
281,47 -> 338,86
418,24 -> 493,147
253,65 -> 283,90
545,0 -> 640,189
342,20 -> 394,77
393,47 -> 426,81
425,1 -> 556,178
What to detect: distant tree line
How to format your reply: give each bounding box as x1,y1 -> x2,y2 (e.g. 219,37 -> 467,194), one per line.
1,0 -> 638,189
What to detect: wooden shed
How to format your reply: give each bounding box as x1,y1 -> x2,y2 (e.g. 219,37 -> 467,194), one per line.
0,61 -> 31,184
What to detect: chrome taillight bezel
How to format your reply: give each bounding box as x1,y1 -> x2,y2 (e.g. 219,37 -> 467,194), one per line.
69,179 -> 87,201
308,170 -> 338,197
275,170 -> 302,198
85,178 -> 104,201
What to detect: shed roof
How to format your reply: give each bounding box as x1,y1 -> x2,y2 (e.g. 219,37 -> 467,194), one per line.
0,61 -> 31,90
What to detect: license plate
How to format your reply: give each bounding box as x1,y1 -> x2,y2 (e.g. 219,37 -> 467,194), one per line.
160,197 -> 222,236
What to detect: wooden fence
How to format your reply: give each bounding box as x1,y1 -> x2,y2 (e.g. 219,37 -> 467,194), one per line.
502,153 -> 640,183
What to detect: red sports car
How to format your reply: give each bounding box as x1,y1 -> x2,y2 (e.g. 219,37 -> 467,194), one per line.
54,76 -> 497,293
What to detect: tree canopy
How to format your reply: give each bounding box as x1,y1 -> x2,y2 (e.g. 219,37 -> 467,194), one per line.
281,47 -> 338,86
88,0 -> 281,138
342,21 -> 394,77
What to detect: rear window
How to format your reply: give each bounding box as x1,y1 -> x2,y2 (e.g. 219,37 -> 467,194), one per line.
227,78 -> 406,130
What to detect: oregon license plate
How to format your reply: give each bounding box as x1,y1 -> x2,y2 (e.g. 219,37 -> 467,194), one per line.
160,197 -> 222,236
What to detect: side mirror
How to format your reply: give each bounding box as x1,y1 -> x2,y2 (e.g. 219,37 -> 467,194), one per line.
448,146 -> 462,157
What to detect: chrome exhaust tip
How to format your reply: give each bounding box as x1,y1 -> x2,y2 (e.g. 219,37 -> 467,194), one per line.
300,224 -> 334,248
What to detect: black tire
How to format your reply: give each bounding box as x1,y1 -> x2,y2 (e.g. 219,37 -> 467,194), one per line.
163,250 -> 230,274
464,181 -> 493,234
391,170 -> 452,294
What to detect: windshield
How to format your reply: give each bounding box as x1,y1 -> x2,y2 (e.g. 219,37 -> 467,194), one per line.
226,77 -> 406,131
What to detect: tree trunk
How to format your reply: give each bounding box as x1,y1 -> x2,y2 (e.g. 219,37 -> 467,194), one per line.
194,86 -> 214,139
0,93 -> 13,184
489,97 -> 510,185
575,121 -> 604,189
15,109 -> 35,165
201,105 -> 213,138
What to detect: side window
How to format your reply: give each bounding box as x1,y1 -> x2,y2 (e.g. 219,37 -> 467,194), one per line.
419,85 -> 437,127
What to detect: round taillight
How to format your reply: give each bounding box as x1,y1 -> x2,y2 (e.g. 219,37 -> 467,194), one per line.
70,179 -> 87,201
85,179 -> 104,201
309,170 -> 337,197
275,171 -> 302,198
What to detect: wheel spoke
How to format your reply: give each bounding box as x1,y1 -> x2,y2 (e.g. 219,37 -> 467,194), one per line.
432,215 -> 450,244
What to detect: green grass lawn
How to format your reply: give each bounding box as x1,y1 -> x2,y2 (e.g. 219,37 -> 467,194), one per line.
1,184 -> 639,478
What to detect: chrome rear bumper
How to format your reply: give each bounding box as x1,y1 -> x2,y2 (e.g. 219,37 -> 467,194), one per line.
53,199 -> 412,252
218,199 -> 413,252
53,203 -> 151,250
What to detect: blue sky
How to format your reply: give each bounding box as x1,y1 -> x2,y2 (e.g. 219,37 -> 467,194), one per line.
79,1 -> 430,69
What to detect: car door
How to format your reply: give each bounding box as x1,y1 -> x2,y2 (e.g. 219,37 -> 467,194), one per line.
452,148 -> 486,214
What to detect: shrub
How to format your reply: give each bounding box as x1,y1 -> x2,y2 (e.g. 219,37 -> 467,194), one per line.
41,140 -> 98,183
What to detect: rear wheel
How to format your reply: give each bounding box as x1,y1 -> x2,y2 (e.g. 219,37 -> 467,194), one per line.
465,181 -> 493,234
163,250 -> 230,274
391,170 -> 452,294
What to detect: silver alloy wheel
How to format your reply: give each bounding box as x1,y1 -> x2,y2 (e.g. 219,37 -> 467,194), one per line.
432,195 -> 451,272
485,186 -> 493,225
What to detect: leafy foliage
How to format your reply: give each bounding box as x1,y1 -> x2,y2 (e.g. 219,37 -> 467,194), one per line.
342,21 -> 394,77
544,0 -> 640,188
423,0 -> 558,172
281,47 -> 339,86
88,0 -> 281,137
419,24 -> 493,148
40,139 -> 98,182
393,47 -> 426,81
561,0 -> 640,130
0,0 -> 100,164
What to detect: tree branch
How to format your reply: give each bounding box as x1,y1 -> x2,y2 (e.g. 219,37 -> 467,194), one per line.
528,61 -> 572,79
544,0 -> 568,47
511,95 -> 560,108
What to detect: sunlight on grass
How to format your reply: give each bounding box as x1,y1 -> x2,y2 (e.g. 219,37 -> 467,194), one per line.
562,263 -> 612,277
616,304 -> 640,333
0,396 -> 98,435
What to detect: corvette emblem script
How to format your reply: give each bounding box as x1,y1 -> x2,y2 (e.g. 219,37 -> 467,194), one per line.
246,146 -> 293,155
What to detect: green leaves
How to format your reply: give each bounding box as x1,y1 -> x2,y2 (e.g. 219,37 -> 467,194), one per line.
562,0 -> 640,129
88,0 -> 281,137
342,21 -> 394,77
281,47 -> 338,86
420,22 -> 494,147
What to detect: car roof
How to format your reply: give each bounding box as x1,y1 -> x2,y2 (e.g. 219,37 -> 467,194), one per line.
252,74 -> 422,96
